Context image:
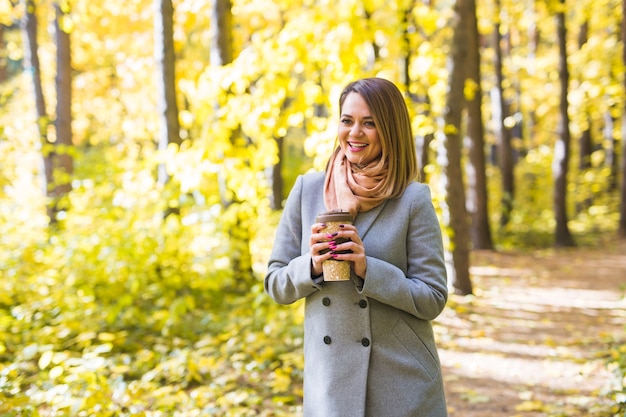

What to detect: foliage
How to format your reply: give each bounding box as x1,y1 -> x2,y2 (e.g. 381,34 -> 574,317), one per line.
0,145 -> 305,415
606,337 -> 626,416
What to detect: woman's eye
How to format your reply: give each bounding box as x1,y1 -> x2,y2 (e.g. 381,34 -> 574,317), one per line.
365,121 -> 375,127
341,118 -> 352,125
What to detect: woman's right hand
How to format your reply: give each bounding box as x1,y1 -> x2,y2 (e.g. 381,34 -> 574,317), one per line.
310,222 -> 335,277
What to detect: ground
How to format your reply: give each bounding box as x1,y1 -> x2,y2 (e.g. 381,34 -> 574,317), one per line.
438,239 -> 626,417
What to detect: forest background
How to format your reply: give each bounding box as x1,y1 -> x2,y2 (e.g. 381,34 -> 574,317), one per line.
0,0 -> 625,415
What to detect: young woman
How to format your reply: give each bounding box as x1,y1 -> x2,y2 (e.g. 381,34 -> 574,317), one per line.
265,78 -> 448,417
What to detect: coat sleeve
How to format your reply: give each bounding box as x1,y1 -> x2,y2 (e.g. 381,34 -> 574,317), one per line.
264,175 -> 322,305
359,184 -> 448,321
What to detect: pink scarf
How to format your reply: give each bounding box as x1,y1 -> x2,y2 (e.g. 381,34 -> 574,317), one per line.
323,148 -> 389,217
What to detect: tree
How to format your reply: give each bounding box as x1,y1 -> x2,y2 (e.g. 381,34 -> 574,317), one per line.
442,0 -> 473,295
0,25 -> 7,82
269,135 -> 284,210
52,1 -> 74,224
492,0 -> 514,228
403,0 -> 435,183
553,0 -> 575,247
154,0 -> 182,187
209,0 -> 233,66
209,0 -> 256,289
21,0 -> 53,218
465,0 -> 493,250
620,0 -> 626,238
575,20 -> 593,213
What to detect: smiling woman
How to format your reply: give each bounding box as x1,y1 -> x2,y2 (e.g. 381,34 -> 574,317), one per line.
265,78 -> 448,417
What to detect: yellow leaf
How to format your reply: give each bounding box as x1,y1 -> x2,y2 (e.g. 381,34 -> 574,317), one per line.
38,350 -> 53,370
49,365 -> 64,379
544,336 -> 558,347
97,332 -> 116,342
515,400 -> 546,411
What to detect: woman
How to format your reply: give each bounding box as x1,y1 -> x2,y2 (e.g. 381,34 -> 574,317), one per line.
265,78 -> 448,417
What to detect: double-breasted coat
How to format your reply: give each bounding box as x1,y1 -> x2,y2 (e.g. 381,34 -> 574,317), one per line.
265,172 -> 448,417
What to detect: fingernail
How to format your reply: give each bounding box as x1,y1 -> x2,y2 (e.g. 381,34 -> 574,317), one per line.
331,253 -> 338,258
327,232 -> 338,238
339,224 -> 345,228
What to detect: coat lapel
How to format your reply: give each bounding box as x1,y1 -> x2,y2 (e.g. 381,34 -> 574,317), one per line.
354,200 -> 389,241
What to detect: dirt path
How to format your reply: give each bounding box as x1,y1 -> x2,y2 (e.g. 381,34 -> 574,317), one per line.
437,240 -> 626,416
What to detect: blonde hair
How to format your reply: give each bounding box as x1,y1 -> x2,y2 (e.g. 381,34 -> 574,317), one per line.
332,78 -> 419,198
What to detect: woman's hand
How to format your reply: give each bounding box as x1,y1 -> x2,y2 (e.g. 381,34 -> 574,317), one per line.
310,223 -> 334,277
309,223 -> 367,279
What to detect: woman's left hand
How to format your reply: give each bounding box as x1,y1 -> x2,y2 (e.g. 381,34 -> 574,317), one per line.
331,224 -> 367,279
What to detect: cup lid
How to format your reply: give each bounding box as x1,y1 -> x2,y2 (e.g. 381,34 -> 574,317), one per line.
315,210 -> 353,223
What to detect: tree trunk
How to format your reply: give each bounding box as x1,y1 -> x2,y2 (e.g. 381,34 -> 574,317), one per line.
417,105 -> 434,183
619,0 -> 626,238
209,0 -> 233,66
465,0 -> 493,250
442,0 -> 473,295
603,113 -> 619,192
154,0 -> 181,187
52,2 -> 74,224
553,0 -> 575,247
21,0 -> 54,216
0,25 -> 7,83
578,128 -> 592,172
270,136 -> 284,210
493,0 -> 514,228
576,21 -> 592,213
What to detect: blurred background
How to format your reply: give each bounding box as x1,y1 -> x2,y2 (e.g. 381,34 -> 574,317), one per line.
0,0 -> 624,415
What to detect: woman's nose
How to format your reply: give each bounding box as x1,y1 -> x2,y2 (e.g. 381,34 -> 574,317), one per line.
350,123 -> 362,136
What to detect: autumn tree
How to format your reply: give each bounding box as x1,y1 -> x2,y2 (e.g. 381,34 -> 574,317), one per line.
620,0 -> 626,239
465,0 -> 493,250
575,20 -> 593,213
442,0 -> 473,295
492,0 -> 514,228
208,0 -> 257,288
21,0 -> 54,218
154,0 -> 182,188
553,0 -> 575,247
404,0 -> 436,183
47,1 -> 74,225
0,24 -> 7,82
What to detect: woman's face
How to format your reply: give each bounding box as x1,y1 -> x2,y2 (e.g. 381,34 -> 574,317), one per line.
338,92 -> 382,166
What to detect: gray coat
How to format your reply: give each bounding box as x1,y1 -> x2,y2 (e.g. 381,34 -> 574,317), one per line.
265,172 -> 448,417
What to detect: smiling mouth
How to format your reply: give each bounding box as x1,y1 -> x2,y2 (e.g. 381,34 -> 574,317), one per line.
348,142 -> 367,149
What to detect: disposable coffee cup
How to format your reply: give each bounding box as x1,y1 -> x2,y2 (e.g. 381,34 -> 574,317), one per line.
315,211 -> 354,281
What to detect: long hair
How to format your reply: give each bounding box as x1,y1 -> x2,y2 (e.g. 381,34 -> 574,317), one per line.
332,77 -> 419,198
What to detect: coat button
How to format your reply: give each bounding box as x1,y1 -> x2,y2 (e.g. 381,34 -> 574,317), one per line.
361,338 -> 370,347
322,297 -> 331,306
358,299 -> 367,308
323,336 -> 332,345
